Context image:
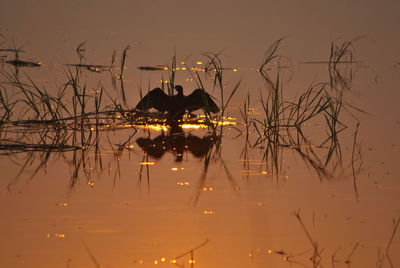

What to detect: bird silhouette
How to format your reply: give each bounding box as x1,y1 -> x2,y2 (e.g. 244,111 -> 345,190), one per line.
135,85 -> 219,121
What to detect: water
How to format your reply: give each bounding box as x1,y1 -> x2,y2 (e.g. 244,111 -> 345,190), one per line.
1,1 -> 400,267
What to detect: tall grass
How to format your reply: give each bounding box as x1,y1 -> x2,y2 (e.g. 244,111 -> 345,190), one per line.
0,59 -> 137,186
0,40 -> 364,186
248,38 -> 363,180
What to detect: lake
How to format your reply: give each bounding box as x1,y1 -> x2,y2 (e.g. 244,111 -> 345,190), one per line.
1,1 -> 400,267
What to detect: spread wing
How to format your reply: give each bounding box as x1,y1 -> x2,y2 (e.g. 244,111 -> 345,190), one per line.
185,89 -> 220,113
135,88 -> 169,112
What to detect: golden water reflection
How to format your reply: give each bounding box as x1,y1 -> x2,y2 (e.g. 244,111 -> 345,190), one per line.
1,19 -> 400,268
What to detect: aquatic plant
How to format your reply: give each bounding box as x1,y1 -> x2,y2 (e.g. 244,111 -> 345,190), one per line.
238,38 -> 366,181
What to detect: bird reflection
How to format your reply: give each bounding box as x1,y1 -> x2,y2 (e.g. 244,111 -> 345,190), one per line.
135,85 -> 219,121
136,125 -> 219,161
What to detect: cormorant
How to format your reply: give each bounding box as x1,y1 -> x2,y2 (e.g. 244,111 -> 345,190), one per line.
135,85 -> 219,121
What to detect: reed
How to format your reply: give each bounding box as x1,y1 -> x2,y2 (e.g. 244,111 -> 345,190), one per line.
247,38 -> 364,179
119,45 -> 130,104
0,40 -> 364,189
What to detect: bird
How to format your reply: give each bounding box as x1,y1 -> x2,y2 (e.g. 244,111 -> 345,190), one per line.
135,85 -> 220,121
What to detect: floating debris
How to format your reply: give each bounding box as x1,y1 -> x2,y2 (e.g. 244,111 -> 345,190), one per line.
0,48 -> 25,53
137,66 -> 165,71
136,65 -> 238,72
6,59 -> 42,67
206,67 -> 239,72
267,249 -> 288,256
0,143 -> 80,152
65,63 -> 120,73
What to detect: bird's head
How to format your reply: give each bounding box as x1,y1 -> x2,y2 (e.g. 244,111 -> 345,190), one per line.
175,85 -> 183,95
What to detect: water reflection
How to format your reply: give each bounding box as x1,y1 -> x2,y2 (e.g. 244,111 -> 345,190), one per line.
6,59 -> 42,68
136,124 -> 219,162
0,38 -> 362,192
1,36 -> 399,268
0,114 -> 230,190
65,63 -> 117,73
1,48 -> 42,76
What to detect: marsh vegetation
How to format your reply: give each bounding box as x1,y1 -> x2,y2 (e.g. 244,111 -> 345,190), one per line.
0,38 -> 398,268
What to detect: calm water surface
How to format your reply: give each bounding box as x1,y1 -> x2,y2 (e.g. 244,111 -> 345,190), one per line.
1,1 -> 400,267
